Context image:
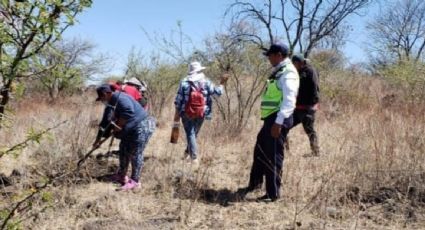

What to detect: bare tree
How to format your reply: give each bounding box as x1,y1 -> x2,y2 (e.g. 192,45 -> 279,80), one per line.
368,0 -> 425,63
32,38 -> 109,99
141,21 -> 196,64
317,23 -> 352,51
225,0 -> 371,57
123,48 -> 185,117
139,22 -> 216,117
203,32 -> 269,133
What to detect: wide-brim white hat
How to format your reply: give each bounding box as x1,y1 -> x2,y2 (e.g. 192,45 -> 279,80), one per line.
124,77 -> 142,87
188,61 -> 206,75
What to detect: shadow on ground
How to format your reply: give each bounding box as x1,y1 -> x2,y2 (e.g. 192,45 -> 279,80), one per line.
197,188 -> 247,207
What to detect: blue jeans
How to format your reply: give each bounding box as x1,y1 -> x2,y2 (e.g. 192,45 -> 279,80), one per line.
118,116 -> 156,182
181,115 -> 204,159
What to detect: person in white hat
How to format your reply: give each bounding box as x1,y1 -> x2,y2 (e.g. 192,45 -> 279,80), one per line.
173,61 -> 229,164
124,77 -> 149,109
125,77 -> 143,88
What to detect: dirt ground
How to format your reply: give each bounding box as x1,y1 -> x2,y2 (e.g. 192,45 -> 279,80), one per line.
1,96 -> 425,229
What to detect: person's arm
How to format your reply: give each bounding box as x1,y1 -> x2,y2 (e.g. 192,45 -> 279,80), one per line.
173,109 -> 180,122
174,81 -> 184,120
275,71 -> 299,125
208,73 -> 229,96
93,106 -> 113,147
210,82 -> 224,96
113,96 -> 134,137
310,67 -> 320,105
139,97 -> 148,108
271,70 -> 298,138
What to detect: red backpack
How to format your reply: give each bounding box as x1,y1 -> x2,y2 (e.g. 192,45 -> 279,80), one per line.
185,81 -> 206,118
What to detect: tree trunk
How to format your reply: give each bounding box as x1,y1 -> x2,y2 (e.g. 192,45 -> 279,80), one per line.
0,80 -> 12,128
49,78 -> 60,100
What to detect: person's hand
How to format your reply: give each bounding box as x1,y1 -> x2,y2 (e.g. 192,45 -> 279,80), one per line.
112,127 -> 121,134
112,130 -> 121,138
220,73 -> 230,85
173,110 -> 181,122
271,123 -> 282,139
111,121 -> 122,133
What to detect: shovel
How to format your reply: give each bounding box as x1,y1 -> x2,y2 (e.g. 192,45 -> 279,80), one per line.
77,136 -> 111,169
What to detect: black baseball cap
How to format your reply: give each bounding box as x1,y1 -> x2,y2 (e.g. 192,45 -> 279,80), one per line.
95,84 -> 113,101
263,43 -> 289,56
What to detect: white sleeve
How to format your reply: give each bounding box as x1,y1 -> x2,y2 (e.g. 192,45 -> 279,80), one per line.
275,71 -> 299,125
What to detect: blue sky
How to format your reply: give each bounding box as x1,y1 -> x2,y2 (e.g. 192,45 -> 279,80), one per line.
64,0 -> 379,76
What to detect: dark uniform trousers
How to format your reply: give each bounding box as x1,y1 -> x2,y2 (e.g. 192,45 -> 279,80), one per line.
248,112 -> 293,199
292,108 -> 319,154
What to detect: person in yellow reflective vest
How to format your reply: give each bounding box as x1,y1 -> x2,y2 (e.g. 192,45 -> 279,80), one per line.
238,43 -> 299,202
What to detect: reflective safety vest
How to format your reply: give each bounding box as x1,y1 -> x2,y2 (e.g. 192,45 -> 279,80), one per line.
260,63 -> 297,119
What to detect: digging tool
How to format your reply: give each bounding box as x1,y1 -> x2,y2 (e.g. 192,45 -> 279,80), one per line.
76,90 -> 124,169
77,136 -> 110,169
106,136 -> 115,157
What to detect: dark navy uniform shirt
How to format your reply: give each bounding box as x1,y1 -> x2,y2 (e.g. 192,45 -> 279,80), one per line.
98,92 -> 148,141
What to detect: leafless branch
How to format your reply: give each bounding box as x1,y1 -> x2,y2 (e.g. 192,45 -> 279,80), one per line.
225,0 -> 371,56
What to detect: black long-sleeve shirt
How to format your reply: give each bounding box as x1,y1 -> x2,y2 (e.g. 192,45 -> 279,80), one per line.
296,63 -> 319,106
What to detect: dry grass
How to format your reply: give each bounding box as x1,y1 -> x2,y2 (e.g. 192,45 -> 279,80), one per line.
1,74 -> 425,230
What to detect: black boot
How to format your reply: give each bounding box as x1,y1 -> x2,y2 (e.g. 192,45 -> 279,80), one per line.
256,194 -> 278,202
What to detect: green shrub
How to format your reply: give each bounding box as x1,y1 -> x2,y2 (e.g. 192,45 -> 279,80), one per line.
380,61 -> 425,103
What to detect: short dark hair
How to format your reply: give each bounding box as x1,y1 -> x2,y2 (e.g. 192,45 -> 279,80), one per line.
291,54 -> 305,63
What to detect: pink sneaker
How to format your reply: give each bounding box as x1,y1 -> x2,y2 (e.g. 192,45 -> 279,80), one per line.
108,174 -> 128,185
118,179 -> 140,191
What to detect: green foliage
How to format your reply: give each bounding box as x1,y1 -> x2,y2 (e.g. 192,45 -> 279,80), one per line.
204,36 -> 269,133
41,191 -> 53,204
123,49 -> 185,117
142,62 -> 185,117
381,60 -> 425,102
130,27 -> 270,133
318,68 -> 375,110
12,82 -> 26,100
0,209 -> 23,230
0,125 -> 55,159
321,80 -> 370,107
0,209 -> 8,221
382,61 -> 424,85
0,0 -> 92,77
0,0 -> 92,126
0,107 -> 15,129
28,39 -> 106,99
26,127 -> 44,144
